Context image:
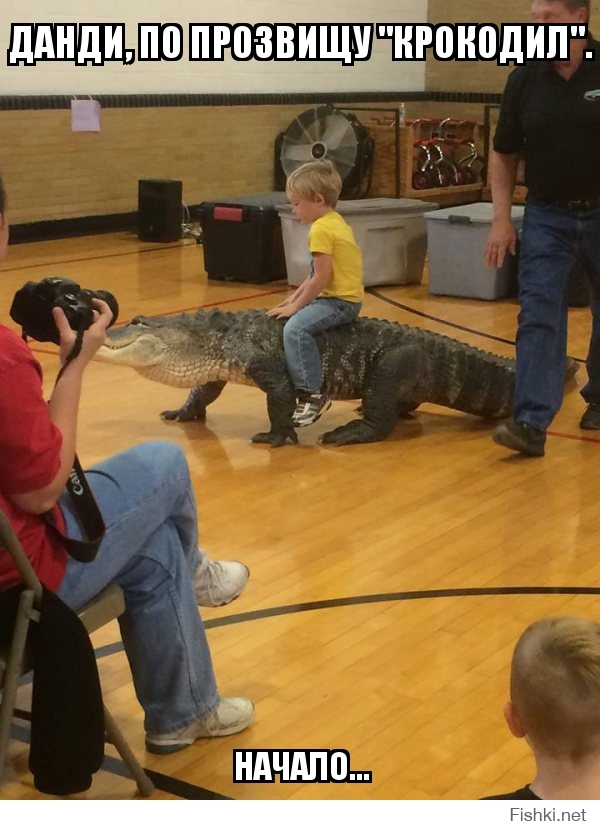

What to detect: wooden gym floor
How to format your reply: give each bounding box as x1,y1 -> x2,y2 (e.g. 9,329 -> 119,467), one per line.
1,231 -> 600,801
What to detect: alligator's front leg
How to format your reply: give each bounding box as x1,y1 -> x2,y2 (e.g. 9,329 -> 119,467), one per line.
247,355 -> 298,448
321,345 -> 425,445
161,381 -> 227,421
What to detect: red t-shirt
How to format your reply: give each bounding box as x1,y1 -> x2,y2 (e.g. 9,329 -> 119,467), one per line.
0,325 -> 68,591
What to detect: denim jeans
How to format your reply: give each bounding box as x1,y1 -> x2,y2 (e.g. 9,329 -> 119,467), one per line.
515,198 -> 600,429
56,441 -> 219,735
283,297 -> 361,392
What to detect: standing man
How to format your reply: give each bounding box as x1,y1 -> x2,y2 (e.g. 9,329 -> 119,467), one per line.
486,0 -> 600,456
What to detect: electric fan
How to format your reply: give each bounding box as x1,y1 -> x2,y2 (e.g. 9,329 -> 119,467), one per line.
274,106 -> 373,198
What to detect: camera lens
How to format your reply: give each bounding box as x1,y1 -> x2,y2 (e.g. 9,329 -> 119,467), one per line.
94,290 -> 119,324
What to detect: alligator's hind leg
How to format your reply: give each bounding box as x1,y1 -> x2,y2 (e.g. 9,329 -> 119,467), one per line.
321,345 -> 425,445
161,381 -> 227,421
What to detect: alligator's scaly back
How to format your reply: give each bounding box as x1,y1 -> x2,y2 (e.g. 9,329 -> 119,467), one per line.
392,324 -> 515,418
314,317 -> 515,418
98,307 -> 520,445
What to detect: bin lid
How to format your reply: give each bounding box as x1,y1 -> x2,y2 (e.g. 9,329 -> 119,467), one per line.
277,197 -> 439,216
425,202 -> 525,224
201,192 -> 288,210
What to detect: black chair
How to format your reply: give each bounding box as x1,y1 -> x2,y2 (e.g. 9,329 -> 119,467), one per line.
0,508 -> 154,796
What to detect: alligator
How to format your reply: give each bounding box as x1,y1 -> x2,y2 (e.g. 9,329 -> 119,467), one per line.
94,308 -> 554,447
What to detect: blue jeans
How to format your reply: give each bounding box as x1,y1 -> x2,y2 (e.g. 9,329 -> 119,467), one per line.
283,297 -> 361,392
56,441 -> 219,735
515,198 -> 600,429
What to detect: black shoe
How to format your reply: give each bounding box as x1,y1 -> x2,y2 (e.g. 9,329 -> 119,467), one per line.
580,403 -> 600,430
493,420 -> 546,457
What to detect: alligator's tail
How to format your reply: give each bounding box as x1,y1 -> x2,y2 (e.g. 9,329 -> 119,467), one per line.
413,331 -> 516,418
423,333 -> 579,419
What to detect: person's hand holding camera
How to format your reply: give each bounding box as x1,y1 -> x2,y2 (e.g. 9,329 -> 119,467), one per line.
53,298 -> 113,367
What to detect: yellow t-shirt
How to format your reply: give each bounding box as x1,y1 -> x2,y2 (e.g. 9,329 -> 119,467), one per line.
308,211 -> 364,303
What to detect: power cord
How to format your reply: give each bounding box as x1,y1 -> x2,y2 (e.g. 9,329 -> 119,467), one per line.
181,202 -> 203,244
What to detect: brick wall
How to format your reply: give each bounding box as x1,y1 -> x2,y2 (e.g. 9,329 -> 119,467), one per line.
2,100 -> 414,225
6,1 -> 600,225
2,104 -> 297,224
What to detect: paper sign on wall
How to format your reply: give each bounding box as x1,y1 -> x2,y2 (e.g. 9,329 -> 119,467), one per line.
71,98 -> 101,132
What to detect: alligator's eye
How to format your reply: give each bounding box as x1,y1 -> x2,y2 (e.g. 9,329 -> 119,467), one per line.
130,316 -> 147,326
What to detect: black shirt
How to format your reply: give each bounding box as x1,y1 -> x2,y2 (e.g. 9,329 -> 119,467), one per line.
494,40 -> 600,201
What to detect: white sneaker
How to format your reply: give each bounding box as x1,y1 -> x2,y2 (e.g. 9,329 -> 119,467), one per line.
145,697 -> 255,754
194,555 -> 249,607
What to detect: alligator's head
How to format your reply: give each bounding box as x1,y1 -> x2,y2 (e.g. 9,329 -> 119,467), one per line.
95,312 -> 223,388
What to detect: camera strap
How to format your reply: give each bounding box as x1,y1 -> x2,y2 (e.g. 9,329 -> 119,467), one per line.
41,326 -> 106,563
44,455 -> 106,563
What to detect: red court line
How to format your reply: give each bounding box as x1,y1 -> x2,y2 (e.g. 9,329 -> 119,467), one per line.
411,413 -> 600,448
548,430 -> 600,446
162,286 -> 288,318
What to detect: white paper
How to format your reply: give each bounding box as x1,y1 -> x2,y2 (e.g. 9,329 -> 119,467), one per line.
71,98 -> 101,132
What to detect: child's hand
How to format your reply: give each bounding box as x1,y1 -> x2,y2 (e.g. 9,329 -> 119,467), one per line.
268,302 -> 297,319
267,301 -> 292,317
266,301 -> 284,316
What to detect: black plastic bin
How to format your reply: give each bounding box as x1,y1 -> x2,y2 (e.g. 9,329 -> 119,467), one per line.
199,192 -> 287,283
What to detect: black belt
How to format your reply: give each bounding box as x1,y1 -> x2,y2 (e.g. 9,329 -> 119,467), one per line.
540,196 -> 600,211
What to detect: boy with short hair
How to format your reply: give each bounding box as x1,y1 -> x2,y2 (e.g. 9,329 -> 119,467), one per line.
268,159 -> 363,427
485,615 -> 600,799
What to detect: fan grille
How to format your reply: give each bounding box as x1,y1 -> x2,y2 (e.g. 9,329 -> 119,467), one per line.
280,107 -> 360,183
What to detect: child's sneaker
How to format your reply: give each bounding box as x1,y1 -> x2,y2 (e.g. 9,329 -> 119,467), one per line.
292,393 -> 331,427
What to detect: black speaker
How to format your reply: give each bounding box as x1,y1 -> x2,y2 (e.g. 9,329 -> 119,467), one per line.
138,179 -> 182,242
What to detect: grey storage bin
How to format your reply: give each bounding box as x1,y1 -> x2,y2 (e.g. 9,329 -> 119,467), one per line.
425,202 -> 525,300
277,197 -> 438,287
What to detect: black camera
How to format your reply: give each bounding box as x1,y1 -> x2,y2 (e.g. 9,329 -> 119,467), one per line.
9,277 -> 119,344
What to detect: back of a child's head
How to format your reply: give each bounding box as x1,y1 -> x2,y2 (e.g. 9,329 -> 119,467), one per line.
511,616 -> 600,760
286,160 -> 342,207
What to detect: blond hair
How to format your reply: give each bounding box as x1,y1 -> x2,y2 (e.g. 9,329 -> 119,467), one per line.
286,160 -> 342,207
511,616 -> 600,760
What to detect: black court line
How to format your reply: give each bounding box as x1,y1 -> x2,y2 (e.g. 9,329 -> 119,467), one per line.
12,585 -> 600,800
367,287 -> 587,362
102,756 -> 230,800
198,584 -> 600,628
94,584 -> 600,663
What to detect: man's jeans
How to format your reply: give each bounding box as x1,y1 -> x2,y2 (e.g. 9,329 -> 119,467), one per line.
515,198 -> 600,429
57,441 -> 219,735
283,297 -> 361,392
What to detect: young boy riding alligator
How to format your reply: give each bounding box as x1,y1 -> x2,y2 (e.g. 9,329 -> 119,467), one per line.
96,308 -> 574,448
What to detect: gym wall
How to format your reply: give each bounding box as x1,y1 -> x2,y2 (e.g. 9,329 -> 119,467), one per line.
1,0 -> 425,227
3,1 -> 599,230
